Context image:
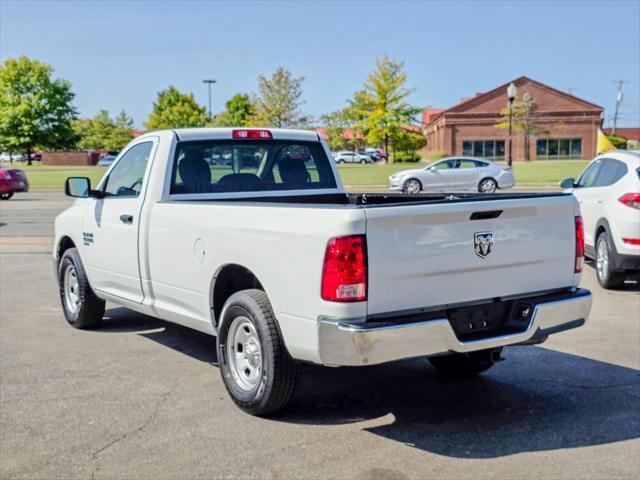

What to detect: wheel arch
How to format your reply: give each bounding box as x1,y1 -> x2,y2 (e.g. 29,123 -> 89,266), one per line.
209,263 -> 265,331
55,235 -> 77,265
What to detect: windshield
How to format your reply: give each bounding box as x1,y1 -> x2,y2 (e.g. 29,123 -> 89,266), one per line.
170,140 -> 337,194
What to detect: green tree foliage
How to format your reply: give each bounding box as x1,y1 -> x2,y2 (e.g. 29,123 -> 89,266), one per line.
254,67 -> 310,128
210,93 -> 256,127
0,56 -> 78,163
394,129 -> 426,155
320,109 -> 351,150
357,55 -> 420,161
495,96 -> 556,161
144,86 -> 208,130
74,109 -> 134,151
606,134 -> 627,149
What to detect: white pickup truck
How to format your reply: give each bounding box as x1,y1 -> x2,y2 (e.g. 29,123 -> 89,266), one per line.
54,128 -> 592,415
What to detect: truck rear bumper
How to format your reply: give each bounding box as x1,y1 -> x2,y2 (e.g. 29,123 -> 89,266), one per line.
317,288 -> 592,366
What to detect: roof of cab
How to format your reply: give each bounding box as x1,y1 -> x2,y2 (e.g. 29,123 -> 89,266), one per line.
145,127 -> 321,143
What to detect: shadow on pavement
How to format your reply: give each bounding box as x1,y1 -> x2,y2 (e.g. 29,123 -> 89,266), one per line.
98,307 -> 640,459
584,259 -> 640,291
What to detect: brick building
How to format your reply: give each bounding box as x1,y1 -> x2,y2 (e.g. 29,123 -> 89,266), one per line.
424,76 -> 603,161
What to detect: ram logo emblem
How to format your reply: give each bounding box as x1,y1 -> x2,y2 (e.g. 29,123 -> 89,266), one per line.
474,232 -> 494,258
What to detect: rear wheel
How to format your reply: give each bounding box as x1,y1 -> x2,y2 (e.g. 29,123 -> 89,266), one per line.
217,289 -> 298,416
58,248 -> 105,329
595,231 -> 625,289
0,192 -> 13,200
403,178 -> 422,194
478,178 -> 497,193
428,348 -> 502,377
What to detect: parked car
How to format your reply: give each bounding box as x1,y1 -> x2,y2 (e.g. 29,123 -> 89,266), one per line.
97,155 -> 117,167
389,156 -> 515,193
561,150 -> 639,288
365,147 -> 387,160
0,152 -> 24,162
0,168 -> 29,199
334,151 -> 374,164
54,127 -> 591,416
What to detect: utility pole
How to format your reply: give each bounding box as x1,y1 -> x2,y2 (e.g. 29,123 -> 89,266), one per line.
202,79 -> 216,121
612,79 -> 628,135
566,86 -> 576,95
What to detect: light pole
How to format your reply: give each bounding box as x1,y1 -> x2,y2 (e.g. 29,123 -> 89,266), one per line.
202,79 -> 216,121
507,82 -> 517,167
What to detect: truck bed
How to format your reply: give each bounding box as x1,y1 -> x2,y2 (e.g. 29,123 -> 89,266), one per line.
182,191 -> 571,207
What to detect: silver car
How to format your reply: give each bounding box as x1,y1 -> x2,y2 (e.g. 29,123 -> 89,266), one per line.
389,157 -> 515,193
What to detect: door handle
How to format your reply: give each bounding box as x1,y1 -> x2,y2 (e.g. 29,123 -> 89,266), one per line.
120,214 -> 134,224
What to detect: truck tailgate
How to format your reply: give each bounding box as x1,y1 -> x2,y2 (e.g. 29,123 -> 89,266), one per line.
364,194 -> 578,316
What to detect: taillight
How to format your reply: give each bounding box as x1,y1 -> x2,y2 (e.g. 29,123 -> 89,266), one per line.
575,216 -> 584,273
321,235 -> 367,302
232,129 -> 272,140
618,193 -> 640,210
623,238 -> 640,245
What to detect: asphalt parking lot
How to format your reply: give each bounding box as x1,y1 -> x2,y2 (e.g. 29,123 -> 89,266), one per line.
1,191 -> 639,480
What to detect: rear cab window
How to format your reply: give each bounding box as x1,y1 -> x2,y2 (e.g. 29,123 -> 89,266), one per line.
170,139 -> 337,195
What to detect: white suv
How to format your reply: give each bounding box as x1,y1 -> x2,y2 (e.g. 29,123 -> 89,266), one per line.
333,151 -> 374,164
562,150 -> 640,288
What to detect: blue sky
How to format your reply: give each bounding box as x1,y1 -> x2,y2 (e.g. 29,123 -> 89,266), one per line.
2,0 -> 639,128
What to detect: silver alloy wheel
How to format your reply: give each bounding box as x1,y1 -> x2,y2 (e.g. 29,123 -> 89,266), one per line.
480,179 -> 497,193
63,264 -> 80,313
226,316 -> 263,391
404,179 -> 421,194
596,237 -> 609,281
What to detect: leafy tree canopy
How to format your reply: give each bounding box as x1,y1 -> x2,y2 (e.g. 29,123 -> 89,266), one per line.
210,93 -> 256,127
74,109 -> 134,151
144,86 -> 208,130
357,55 -> 420,159
0,56 -> 78,158
254,67 -> 310,128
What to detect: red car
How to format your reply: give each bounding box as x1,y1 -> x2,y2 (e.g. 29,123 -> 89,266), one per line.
0,168 -> 29,200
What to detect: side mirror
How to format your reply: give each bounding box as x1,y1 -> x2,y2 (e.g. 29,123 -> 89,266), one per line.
428,166 -> 436,171
560,177 -> 576,189
65,177 -> 102,198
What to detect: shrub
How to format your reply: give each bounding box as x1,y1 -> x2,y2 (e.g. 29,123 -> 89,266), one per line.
394,153 -> 421,163
423,151 -> 447,161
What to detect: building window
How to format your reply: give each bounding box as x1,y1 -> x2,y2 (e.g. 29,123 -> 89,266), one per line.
461,140 -> 505,160
536,138 -> 582,159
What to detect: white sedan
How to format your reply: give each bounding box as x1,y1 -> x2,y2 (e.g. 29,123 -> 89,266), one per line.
389,157 -> 516,193
333,151 -> 374,164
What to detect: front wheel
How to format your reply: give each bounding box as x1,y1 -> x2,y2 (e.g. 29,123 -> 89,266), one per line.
0,192 -> 13,200
58,248 -> 105,329
478,178 -> 497,193
428,348 -> 502,377
596,231 -> 625,289
217,289 -> 298,416
403,178 -> 422,194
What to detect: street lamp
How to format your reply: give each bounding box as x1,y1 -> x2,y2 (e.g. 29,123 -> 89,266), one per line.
507,82 -> 517,167
202,79 -> 216,121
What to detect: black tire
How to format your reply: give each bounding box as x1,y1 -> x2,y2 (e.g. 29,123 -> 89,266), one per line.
595,231 -> 625,289
217,289 -> 298,416
403,178 -> 422,194
428,348 -> 502,377
58,248 -> 105,329
478,178 -> 497,193
0,192 -> 13,200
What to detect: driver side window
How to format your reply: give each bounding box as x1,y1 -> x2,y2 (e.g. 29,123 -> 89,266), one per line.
104,142 -> 153,197
432,159 -> 456,170
576,160 -> 600,188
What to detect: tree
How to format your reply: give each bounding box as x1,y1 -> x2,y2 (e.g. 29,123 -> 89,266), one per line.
0,56 -> 78,164
210,93 -> 256,127
254,67 -> 310,128
320,109 -> 351,150
495,96 -> 554,161
144,86 -> 208,130
74,109 -> 134,151
357,55 -> 420,162
394,128 -> 426,155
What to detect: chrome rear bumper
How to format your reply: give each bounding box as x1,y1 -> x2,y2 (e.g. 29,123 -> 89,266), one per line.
318,289 -> 592,366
